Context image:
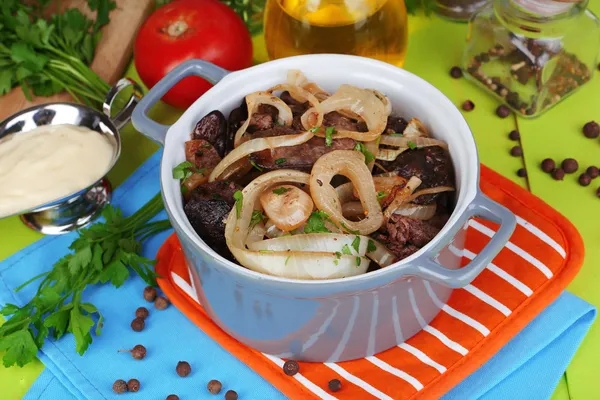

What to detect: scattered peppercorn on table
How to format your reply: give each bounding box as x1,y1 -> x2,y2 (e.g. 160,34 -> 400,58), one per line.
2,8 -> 600,399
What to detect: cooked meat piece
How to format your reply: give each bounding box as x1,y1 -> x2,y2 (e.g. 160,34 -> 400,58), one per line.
184,181 -> 241,260
250,136 -> 356,171
292,114 -> 305,130
251,125 -> 299,138
185,140 -> 222,170
227,100 -> 248,153
323,112 -> 368,132
386,215 -> 441,247
281,91 -> 309,115
371,233 -> 421,262
385,116 -> 408,134
247,113 -> 273,132
192,111 -> 227,157
377,146 -> 454,204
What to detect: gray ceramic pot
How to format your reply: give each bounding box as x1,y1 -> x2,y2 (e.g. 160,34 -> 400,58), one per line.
132,55 -> 516,362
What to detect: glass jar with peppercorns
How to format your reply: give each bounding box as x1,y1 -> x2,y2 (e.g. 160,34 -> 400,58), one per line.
462,0 -> 600,118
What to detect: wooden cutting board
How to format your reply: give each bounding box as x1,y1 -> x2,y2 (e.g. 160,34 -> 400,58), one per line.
0,0 -> 154,121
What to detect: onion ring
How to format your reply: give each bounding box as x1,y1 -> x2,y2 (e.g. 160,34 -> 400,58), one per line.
234,92 -> 294,147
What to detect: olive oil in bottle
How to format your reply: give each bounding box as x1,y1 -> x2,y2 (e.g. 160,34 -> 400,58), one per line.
264,0 -> 409,67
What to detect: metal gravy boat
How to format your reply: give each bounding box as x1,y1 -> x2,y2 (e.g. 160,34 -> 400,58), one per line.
0,79 -> 142,235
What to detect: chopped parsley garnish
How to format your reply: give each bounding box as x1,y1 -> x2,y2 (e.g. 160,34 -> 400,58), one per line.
172,161 -> 204,180
325,126 -> 336,147
389,132 -> 404,137
201,143 -> 212,148
250,160 -> 263,171
250,211 -> 266,229
272,187 -> 291,195
304,211 -> 332,234
335,252 -> 342,259
340,222 -> 360,235
367,240 -> 377,253
375,136 -> 382,146
285,256 -> 291,265
275,158 -> 287,165
259,250 -> 274,254
376,191 -> 387,201
353,142 -> 376,164
309,126 -> 320,133
408,141 -> 418,150
341,244 -> 352,255
355,257 -> 361,266
351,236 -> 361,253
233,190 -> 243,218
334,259 -> 339,266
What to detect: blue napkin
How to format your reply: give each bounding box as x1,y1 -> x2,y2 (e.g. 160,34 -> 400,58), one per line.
0,150 -> 595,400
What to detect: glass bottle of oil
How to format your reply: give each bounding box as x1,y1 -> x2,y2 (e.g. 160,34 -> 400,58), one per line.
264,0 -> 409,67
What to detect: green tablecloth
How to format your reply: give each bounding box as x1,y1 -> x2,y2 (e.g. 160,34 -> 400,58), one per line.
2,8 -> 599,399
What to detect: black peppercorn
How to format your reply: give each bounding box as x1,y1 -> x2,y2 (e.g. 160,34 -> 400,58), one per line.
508,130 -> 520,140
131,318 -> 145,332
462,100 -> 475,112
176,361 -> 192,377
127,379 -> 140,392
208,379 -> 223,394
328,379 -> 342,392
561,158 -> 579,174
113,379 -> 128,394
450,66 -> 463,78
136,307 -> 149,319
510,146 -> 523,157
583,121 -> 599,138
166,395 -> 179,400
143,286 -> 157,302
579,174 -> 592,187
552,168 -> 565,181
541,159 -> 555,173
283,360 -> 300,376
118,344 -> 146,360
586,166 -> 599,179
225,390 -> 238,400
517,168 -> 527,177
155,296 -> 169,310
496,105 -> 511,118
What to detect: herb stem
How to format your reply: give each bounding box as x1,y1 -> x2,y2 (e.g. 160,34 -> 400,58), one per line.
14,272 -> 50,293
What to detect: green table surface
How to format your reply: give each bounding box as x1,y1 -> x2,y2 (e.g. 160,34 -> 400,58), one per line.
2,7 -> 599,399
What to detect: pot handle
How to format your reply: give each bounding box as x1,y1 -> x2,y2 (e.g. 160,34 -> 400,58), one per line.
131,59 -> 230,145
411,193 -> 516,289
103,78 -> 144,131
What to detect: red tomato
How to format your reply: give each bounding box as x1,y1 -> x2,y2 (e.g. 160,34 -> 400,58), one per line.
134,0 -> 253,109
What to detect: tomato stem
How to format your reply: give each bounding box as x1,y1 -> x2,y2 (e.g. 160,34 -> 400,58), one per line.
167,20 -> 189,37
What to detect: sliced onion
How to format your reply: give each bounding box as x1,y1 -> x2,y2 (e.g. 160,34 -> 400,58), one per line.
311,150 -> 383,235
302,85 -> 387,142
374,162 -> 389,173
335,181 -> 355,203
248,233 -> 370,255
393,203 -> 437,220
364,139 -> 379,172
209,132 -> 314,181
234,92 -> 294,147
225,170 -> 368,279
375,171 -> 399,178
384,176 -> 422,219
380,136 -> 448,149
406,186 -> 455,202
260,185 -> 314,231
182,172 -> 209,196
376,148 -> 408,161
368,89 -> 392,117
264,219 -> 340,238
268,84 -> 322,130
353,175 -> 406,200
287,70 -> 330,101
403,118 -> 429,137
246,222 -> 266,245
366,238 -> 396,267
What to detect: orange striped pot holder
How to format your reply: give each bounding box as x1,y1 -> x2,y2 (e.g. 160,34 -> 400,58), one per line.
156,165 -> 584,400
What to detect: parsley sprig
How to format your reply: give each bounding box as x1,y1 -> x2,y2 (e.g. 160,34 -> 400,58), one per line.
0,193 -> 171,368
0,1 -> 116,107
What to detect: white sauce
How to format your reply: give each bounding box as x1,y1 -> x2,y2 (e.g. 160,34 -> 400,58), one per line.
0,124 -> 114,218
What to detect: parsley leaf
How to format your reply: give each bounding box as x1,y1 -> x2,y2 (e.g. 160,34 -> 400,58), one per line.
250,160 -> 263,171
340,222 -> 360,235
356,256 -> 362,266
353,142 -> 376,164
351,236 -> 361,253
304,211 -> 332,234
250,210 -> 266,229
334,259 -> 339,266
172,161 -> 200,180
0,331 -> 38,368
335,252 -> 342,259
408,141 -> 418,150
233,191 -> 244,218
388,132 -> 404,137
325,126 -> 336,147
309,126 -> 320,133
367,240 -> 377,253
272,187 -> 291,195
341,244 -> 352,255
285,256 -> 291,265
377,191 -> 387,201
275,158 -> 286,165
